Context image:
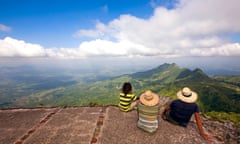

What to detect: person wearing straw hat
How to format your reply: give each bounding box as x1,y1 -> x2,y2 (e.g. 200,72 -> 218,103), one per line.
131,90 -> 160,133
162,87 -> 212,142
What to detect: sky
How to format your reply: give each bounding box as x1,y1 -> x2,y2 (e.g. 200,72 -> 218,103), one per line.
0,0 -> 240,73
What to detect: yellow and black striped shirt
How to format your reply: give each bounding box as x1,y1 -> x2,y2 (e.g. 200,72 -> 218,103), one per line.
119,93 -> 137,112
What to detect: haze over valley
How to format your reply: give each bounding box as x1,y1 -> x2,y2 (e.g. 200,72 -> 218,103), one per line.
1,0 -> 240,125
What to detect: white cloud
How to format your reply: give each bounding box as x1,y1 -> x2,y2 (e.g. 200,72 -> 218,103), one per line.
72,0 -> 240,58
0,37 -> 46,57
0,24 -> 11,32
0,0 -> 240,58
78,39 -> 157,57
74,22 -> 108,39
191,43 -> 240,56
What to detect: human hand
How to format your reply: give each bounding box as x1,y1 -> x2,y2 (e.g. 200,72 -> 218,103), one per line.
161,113 -> 167,120
130,100 -> 138,110
200,133 -> 213,143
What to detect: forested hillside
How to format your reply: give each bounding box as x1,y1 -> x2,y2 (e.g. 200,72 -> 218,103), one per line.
1,63 -> 240,116
14,63 -> 238,113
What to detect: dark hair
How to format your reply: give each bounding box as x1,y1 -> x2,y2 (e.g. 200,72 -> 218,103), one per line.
122,82 -> 132,95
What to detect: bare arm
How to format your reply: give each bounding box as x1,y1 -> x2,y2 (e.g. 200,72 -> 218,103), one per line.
194,112 -> 212,142
130,100 -> 139,110
161,106 -> 171,119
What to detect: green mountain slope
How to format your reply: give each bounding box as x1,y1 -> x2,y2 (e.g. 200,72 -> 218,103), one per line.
213,75 -> 240,87
56,63 -> 239,113
130,63 -> 185,83
10,63 -> 240,115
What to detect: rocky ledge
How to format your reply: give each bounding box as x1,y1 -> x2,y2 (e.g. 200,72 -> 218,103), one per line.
0,105 -> 239,144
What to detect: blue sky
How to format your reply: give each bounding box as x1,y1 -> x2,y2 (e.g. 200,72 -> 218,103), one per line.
0,0 -> 171,47
0,0 -> 240,73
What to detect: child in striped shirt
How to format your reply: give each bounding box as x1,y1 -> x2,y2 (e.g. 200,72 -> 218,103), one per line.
119,82 -> 137,112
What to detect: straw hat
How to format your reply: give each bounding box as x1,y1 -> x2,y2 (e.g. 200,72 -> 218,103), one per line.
139,90 -> 159,106
177,87 -> 198,103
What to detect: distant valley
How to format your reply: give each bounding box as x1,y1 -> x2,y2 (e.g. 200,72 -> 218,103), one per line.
0,63 -> 240,117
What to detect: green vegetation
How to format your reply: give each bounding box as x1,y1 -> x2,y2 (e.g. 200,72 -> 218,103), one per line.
1,63 -> 240,125
213,75 -> 240,87
44,63 -> 240,114
206,111 -> 240,126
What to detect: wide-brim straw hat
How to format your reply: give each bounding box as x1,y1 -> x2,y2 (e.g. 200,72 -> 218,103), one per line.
177,87 -> 198,103
140,90 -> 159,106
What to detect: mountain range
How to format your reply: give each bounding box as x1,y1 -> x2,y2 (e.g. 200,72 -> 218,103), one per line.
1,63 -> 240,115
115,63 -> 240,113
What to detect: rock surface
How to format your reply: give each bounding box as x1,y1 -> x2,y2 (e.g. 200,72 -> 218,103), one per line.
203,117 -> 240,144
97,106 -> 208,144
0,105 -> 239,144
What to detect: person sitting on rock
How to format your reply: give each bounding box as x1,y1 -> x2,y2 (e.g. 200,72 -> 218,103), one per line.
162,87 -> 212,142
119,82 -> 137,112
131,90 -> 160,133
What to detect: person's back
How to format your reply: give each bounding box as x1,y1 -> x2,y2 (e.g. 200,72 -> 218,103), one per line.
169,99 -> 199,127
119,82 -> 136,112
119,93 -> 136,112
137,102 -> 160,133
133,90 -> 160,133
162,87 -> 212,142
